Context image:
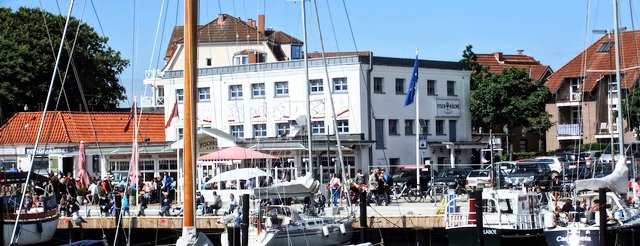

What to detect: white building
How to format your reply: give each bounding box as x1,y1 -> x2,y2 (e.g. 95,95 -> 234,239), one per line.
144,14 -> 476,181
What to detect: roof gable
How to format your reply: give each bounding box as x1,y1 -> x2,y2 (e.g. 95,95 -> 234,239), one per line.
475,52 -> 552,81
0,112 -> 166,145
546,30 -> 640,93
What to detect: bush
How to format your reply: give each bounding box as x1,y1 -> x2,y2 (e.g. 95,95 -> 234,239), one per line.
512,152 -> 546,160
569,143 -> 608,151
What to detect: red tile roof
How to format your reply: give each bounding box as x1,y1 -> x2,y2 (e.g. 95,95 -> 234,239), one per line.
476,52 -> 552,81
164,14 -> 302,61
546,30 -> 640,93
0,111 -> 166,145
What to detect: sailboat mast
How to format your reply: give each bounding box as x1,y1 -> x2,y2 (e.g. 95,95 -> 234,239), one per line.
182,0 -> 197,236
415,49 -> 421,189
302,0 -> 313,175
612,0 -> 625,155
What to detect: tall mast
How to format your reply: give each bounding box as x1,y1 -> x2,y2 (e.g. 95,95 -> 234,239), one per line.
302,0 -> 313,175
613,0 -> 625,156
415,49 -> 421,189
182,0 -> 197,238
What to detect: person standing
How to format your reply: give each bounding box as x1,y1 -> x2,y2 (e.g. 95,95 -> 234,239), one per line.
330,173 -> 341,207
228,193 -> 237,214
382,169 -> 393,205
88,180 -> 98,204
368,169 -> 379,205
355,169 -> 365,185
162,172 -> 172,193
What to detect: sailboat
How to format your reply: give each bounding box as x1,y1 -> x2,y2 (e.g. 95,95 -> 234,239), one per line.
543,1 -> 640,246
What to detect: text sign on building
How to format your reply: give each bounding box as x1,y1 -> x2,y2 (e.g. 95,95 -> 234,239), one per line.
435,99 -> 461,117
26,147 -> 78,155
198,138 -> 218,153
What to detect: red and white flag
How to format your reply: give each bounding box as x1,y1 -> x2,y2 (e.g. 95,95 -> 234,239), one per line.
129,141 -> 140,185
165,101 -> 179,128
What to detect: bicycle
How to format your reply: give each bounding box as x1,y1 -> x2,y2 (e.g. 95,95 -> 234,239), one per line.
405,184 -> 446,203
390,183 -> 411,201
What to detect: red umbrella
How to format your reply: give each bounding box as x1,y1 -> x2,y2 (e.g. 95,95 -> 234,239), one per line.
76,141 -> 90,188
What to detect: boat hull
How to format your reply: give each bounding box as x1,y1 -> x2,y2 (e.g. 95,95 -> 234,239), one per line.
221,221 -> 353,246
3,212 -> 59,246
544,227 -> 600,246
447,226 -> 544,246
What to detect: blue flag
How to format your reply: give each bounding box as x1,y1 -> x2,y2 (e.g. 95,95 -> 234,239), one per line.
403,55 -> 419,106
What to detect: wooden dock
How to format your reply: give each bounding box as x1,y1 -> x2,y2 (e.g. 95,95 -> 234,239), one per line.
57,215 -> 444,230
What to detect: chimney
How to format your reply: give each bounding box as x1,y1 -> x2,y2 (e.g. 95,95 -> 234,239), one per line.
494,52 -> 504,62
247,18 -> 256,28
517,49 -> 524,55
217,14 -> 225,25
258,14 -> 265,34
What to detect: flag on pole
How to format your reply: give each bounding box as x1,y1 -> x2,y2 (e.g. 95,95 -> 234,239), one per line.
129,141 -> 140,186
403,54 -> 419,106
123,101 -> 136,132
165,100 -> 179,128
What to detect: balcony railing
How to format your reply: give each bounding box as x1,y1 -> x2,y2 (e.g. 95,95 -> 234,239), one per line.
141,96 -> 165,107
557,124 -> 581,136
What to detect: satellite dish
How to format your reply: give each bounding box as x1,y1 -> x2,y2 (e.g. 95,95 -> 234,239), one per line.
503,125 -> 509,134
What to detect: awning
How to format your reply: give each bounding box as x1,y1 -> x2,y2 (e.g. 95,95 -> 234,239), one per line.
72,144 -> 174,156
197,146 -> 277,161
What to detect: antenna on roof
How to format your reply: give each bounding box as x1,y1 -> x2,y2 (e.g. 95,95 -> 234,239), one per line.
517,49 -> 524,55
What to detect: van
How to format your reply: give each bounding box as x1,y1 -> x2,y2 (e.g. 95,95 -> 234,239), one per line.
600,142 -> 640,164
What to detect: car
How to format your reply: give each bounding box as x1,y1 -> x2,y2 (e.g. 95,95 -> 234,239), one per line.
433,167 -> 473,188
534,156 -> 568,178
484,161 -> 516,173
580,150 -> 603,167
465,169 -> 507,190
600,142 -> 640,165
391,165 -> 435,190
555,150 -> 585,167
505,161 -> 553,189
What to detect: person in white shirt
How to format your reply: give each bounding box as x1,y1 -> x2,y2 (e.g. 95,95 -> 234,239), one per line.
88,181 -> 98,204
330,173 -> 341,207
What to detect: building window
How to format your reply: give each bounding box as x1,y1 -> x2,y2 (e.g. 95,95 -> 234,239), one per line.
291,45 -> 302,59
309,79 -> 323,93
230,125 -> 244,138
388,119 -> 399,135
206,58 -> 212,66
373,77 -> 384,93
251,83 -> 265,98
389,158 -> 400,166
333,78 -> 348,92
519,139 -> 528,151
597,42 -> 614,53
140,160 -> 155,182
405,119 -> 414,135
229,85 -> 243,99
253,124 -> 267,138
571,107 -> 582,124
198,87 -> 211,101
233,55 -> 248,65
420,119 -> 430,135
311,121 -> 325,135
275,81 -> 289,96
427,80 -> 436,95
176,89 -> 184,102
436,120 -> 445,135
337,120 -> 349,134
177,128 -> 184,140
375,119 -> 385,149
447,80 -> 456,96
276,122 -> 290,137
395,78 -> 405,94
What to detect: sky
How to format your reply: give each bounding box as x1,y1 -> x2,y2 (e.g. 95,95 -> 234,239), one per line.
3,0 -> 640,108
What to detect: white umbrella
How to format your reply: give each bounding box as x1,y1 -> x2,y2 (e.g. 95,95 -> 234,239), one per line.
206,168 -> 270,183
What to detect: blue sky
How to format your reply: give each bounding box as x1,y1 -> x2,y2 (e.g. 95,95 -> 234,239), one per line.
4,0 -> 638,107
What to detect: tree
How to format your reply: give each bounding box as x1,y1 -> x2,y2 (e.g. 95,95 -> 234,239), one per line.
461,45 -> 553,152
0,7 -> 128,123
624,80 -> 640,139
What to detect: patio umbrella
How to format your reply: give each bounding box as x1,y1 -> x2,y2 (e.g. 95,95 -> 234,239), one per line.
197,146 -> 277,161
129,141 -> 140,186
75,141 -> 90,188
206,168 -> 270,183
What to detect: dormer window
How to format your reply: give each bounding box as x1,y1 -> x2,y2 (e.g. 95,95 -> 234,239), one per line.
569,77 -> 583,101
291,45 -> 302,60
233,55 -> 248,65
597,42 -> 613,53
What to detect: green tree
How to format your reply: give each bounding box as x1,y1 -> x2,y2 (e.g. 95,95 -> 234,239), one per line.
461,46 -> 553,152
624,80 -> 640,139
0,7 -> 128,122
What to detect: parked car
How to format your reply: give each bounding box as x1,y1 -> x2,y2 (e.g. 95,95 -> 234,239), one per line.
534,156 -> 568,177
433,167 -> 473,188
391,165 -> 435,190
465,169 -> 507,190
600,142 -> 640,165
505,161 -> 553,189
580,150 -> 603,167
484,161 -> 516,173
555,150 -> 585,167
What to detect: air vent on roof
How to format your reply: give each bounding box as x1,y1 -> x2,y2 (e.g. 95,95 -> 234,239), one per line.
597,42 -> 614,53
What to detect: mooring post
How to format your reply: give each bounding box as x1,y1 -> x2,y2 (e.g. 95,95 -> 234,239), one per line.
241,194 -> 249,246
476,188 -> 484,246
1,200 -> 4,246
359,190 -> 367,242
599,188 -> 606,246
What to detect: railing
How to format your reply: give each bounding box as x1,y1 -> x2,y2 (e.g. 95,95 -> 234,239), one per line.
141,96 -> 165,107
570,93 -> 582,101
163,56 -> 363,79
557,124 -> 581,136
597,122 -> 619,134
444,196 -> 545,229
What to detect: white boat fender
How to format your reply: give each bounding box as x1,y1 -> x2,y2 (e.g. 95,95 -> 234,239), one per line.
339,224 -> 346,235
322,226 -> 329,237
544,211 -> 555,228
